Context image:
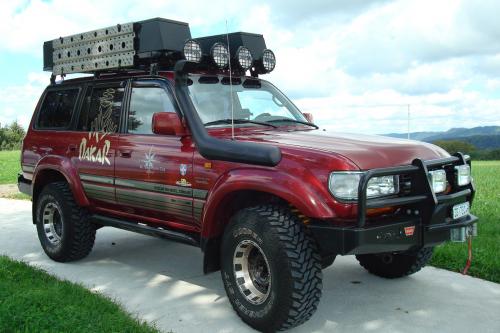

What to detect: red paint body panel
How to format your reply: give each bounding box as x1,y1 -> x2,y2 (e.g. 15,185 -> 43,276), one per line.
22,71 -> 451,241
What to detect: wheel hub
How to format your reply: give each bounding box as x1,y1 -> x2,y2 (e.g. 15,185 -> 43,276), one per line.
233,240 -> 271,305
42,202 -> 63,245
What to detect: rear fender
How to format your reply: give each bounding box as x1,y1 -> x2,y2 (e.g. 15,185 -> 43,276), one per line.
32,155 -> 89,207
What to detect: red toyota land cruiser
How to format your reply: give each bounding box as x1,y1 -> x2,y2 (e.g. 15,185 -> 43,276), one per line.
18,18 -> 478,332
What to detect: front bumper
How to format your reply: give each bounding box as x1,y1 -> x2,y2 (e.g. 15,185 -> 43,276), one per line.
309,153 -> 478,255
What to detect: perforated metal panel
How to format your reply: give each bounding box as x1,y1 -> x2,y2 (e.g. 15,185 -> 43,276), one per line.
51,22 -> 136,75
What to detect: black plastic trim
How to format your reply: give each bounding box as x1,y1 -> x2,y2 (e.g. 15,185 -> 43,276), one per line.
17,173 -> 32,196
91,214 -> 199,246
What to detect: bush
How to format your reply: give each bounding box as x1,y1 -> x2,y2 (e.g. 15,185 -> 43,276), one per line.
432,140 -> 476,154
0,121 -> 25,151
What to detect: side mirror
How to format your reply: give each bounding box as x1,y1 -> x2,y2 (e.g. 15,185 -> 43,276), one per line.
303,112 -> 314,123
152,112 -> 186,136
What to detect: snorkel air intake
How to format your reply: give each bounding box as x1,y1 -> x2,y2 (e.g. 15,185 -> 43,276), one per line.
174,60 -> 281,167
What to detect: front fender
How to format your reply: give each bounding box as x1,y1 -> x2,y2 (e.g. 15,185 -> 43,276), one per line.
201,168 -> 334,238
33,155 -> 89,206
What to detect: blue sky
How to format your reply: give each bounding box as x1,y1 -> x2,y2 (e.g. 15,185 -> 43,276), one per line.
1,0 -> 500,134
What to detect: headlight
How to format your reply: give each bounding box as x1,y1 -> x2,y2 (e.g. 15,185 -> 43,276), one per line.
329,172 -> 399,201
428,169 -> 447,193
211,42 -> 229,69
183,39 -> 202,63
236,46 -> 253,70
455,165 -> 471,186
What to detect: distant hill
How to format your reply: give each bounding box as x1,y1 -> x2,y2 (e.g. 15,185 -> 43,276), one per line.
383,126 -> 500,149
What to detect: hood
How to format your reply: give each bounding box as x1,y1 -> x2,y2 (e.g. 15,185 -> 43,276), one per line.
235,129 -> 449,169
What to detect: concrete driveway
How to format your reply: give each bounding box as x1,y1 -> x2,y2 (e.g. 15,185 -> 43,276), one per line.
1,198 -> 499,333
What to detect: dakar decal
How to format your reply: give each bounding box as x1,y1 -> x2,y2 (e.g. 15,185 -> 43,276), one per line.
78,88 -> 118,165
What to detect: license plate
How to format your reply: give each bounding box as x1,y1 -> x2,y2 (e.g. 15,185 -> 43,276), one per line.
452,202 -> 470,220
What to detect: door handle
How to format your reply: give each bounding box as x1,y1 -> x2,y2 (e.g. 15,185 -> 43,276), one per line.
119,150 -> 132,158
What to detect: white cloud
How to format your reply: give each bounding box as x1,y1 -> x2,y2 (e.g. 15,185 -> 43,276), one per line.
0,0 -> 499,135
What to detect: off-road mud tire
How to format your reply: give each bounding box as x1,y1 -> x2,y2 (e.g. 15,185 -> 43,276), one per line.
220,205 -> 323,332
35,181 -> 95,262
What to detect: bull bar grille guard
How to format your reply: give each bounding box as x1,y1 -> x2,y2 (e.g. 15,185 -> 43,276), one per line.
356,152 -> 476,228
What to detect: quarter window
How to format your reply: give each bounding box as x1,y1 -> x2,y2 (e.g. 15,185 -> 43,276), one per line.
128,87 -> 176,134
37,89 -> 79,129
77,86 -> 124,132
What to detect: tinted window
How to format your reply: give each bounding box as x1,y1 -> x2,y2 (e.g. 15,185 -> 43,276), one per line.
128,87 -> 176,134
37,89 -> 79,129
77,86 -> 124,132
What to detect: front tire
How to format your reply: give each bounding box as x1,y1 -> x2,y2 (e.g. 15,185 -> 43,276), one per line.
35,182 -> 96,262
356,247 -> 434,278
220,205 -> 322,332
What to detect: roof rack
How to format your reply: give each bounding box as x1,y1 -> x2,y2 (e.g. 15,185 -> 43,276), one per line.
43,17 -> 276,78
44,18 -> 190,76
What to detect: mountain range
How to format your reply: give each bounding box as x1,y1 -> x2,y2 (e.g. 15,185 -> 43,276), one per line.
383,126 -> 500,149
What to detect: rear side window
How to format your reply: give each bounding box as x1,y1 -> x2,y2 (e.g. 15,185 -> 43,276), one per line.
36,89 -> 79,129
128,87 -> 176,134
77,86 -> 124,132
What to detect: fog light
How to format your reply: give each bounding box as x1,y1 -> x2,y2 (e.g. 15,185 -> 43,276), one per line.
236,46 -> 253,70
455,165 -> 471,186
261,49 -> 276,72
211,42 -> 229,68
183,39 -> 202,63
428,169 -> 447,193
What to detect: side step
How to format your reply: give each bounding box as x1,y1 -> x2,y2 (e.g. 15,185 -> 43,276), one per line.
91,214 -> 200,247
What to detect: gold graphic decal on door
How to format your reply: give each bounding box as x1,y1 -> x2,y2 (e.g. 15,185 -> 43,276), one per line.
79,88 -> 118,165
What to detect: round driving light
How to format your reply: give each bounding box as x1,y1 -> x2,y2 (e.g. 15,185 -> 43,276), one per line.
236,46 -> 253,70
183,39 -> 202,63
262,49 -> 276,72
211,42 -> 229,68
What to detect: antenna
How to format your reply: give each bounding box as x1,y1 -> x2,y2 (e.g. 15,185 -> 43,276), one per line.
225,19 -> 235,140
407,104 -> 410,140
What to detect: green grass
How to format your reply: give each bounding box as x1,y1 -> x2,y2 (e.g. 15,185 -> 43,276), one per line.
0,255 -> 159,333
430,161 -> 500,283
0,150 -> 21,184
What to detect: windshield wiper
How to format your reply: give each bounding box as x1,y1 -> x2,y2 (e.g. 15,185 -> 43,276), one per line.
267,118 -> 319,129
204,119 -> 277,128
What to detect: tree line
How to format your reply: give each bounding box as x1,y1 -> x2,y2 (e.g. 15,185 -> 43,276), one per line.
0,121 -> 26,150
432,140 -> 500,160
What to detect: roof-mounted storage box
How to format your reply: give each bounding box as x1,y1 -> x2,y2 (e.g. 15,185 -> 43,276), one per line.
43,18 -> 191,75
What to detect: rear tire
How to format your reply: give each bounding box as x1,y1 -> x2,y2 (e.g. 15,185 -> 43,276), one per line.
220,205 -> 322,332
356,247 -> 434,278
35,182 -> 95,262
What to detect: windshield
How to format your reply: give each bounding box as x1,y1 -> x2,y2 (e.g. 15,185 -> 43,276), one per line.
187,75 -> 307,127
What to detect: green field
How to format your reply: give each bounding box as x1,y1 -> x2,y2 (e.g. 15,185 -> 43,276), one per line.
431,161 -> 500,282
0,150 -> 21,184
0,256 -> 159,332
